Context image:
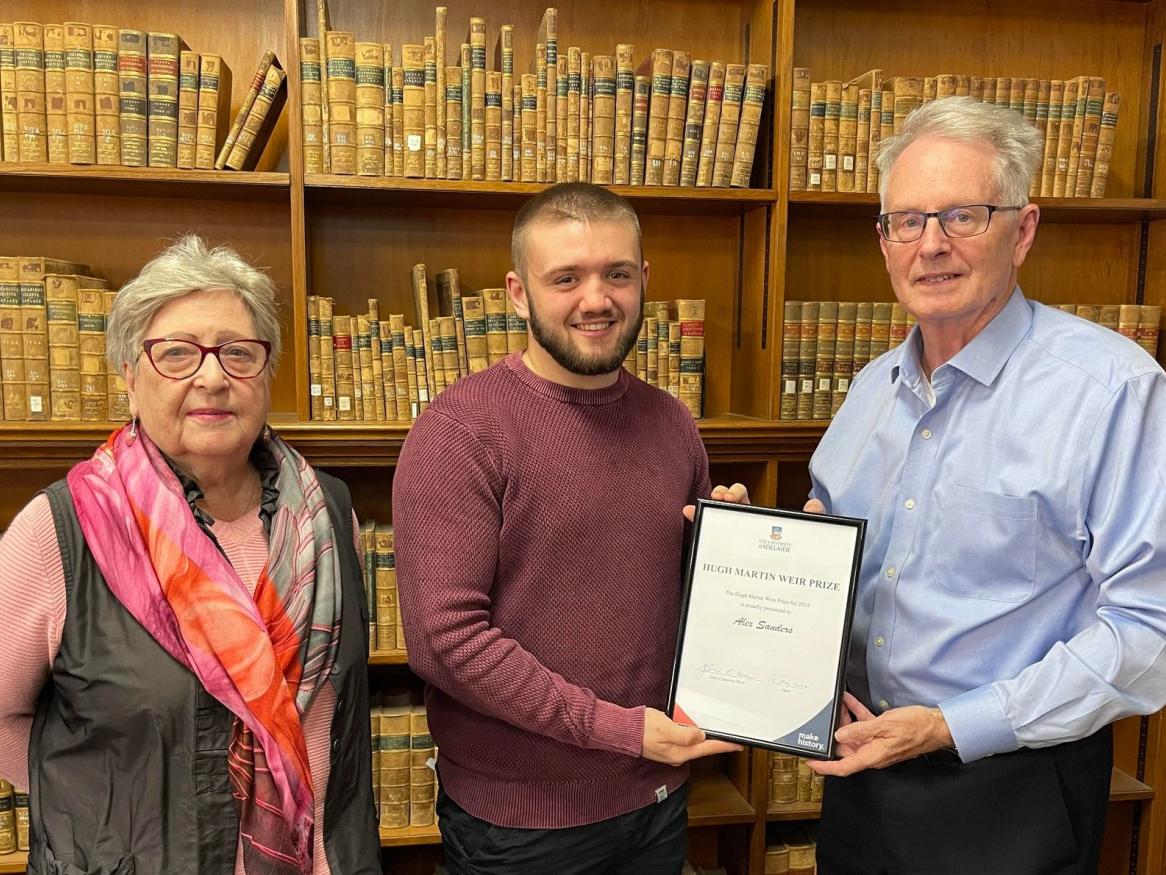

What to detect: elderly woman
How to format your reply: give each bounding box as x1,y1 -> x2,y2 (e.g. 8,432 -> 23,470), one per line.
0,236 -> 380,875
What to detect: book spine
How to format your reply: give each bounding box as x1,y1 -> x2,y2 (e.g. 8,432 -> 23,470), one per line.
469,18 -> 486,181
0,781 -> 14,854
355,314 -> 374,419
0,256 -> 24,419
788,67 -> 811,191
613,43 -> 635,185
374,526 -> 397,651
644,49 -> 671,185
44,25 -> 68,164
512,79 -> 522,179
79,283 -> 109,421
368,301 -> 387,419
668,320 -> 680,397
16,258 -> 50,420
1138,304 -> 1161,357
435,7 -> 447,179
893,76 -> 922,134
780,300 -> 801,420
325,33 -> 356,175
461,295 -> 489,373
655,308 -> 669,393
443,65 -> 462,178
831,301 -> 856,416
922,76 -> 936,103
300,38 -> 324,173
378,319 -> 397,420
1040,80 -> 1064,197
836,81 -> 857,192
412,327 -> 430,412
146,32 -> 180,168
14,791 -> 27,851
796,301 -> 818,420
730,63 -> 767,188
194,53 -> 225,169
628,73 -> 649,186
521,73 -> 537,182
1091,92 -> 1120,198
217,49 -> 274,170
333,314 -> 356,420
590,54 -> 616,184
423,36 -> 437,177
889,302 -> 909,349
663,50 -> 690,186
317,296 -> 336,420
389,313 -> 411,419
392,65 -> 405,176
176,50 -> 199,168
1030,78 -> 1050,197
504,296 -> 527,353
712,64 -> 747,187
695,62 -> 724,187
425,319 -> 445,398
1053,78 -> 1080,197
1075,76 -> 1106,197
812,301 -> 837,420
818,79 -> 841,192
226,63 -> 285,170
411,263 -> 438,403
307,295 -> 322,418
354,41 -> 385,176
853,300 -> 873,373
438,315 -> 458,387
379,705 -> 411,827
676,299 -> 705,418
645,315 -> 658,385
1064,77 -> 1088,197
409,706 -> 437,826
555,34 -> 569,183
866,84 -> 882,192
482,288 -> 509,364
545,9 -> 559,182
316,0 -> 330,172
534,42 -> 547,181
15,21 -> 48,162
0,25 -> 18,161
499,24 -> 513,181
485,70 -> 502,180
401,43 -> 426,178
1008,77 -> 1025,113
580,53 -> 591,181
383,44 -> 394,176
853,88 -> 871,193
460,42 -> 470,171
45,274 -> 81,421
1118,303 -> 1140,346
679,59 -> 709,188
567,48 -> 582,182
63,23 -> 96,165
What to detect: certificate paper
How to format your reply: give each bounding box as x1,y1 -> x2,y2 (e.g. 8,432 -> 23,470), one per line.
667,500 -> 865,759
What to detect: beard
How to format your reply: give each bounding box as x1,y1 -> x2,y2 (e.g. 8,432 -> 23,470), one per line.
526,290 -> 645,377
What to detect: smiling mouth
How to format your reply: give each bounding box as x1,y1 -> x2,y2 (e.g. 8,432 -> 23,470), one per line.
574,320 -> 616,332
917,273 -> 961,284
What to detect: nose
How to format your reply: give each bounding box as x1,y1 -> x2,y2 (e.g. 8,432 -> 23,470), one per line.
917,214 -> 952,257
191,349 -> 230,390
579,276 -> 615,313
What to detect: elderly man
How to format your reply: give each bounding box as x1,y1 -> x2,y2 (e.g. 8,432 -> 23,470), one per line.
807,97 -> 1166,874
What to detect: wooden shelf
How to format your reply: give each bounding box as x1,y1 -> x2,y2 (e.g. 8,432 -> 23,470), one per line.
788,191 -> 1166,224
688,769 -> 755,827
380,822 -> 442,848
764,766 -> 1153,823
0,851 -> 25,874
369,649 -> 409,665
0,164 -> 290,201
306,174 -> 775,215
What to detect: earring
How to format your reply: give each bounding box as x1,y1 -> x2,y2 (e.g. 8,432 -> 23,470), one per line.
127,417 -> 139,444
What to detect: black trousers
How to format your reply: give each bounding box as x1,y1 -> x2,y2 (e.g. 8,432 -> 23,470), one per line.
436,783 -> 688,875
817,726 -> 1113,875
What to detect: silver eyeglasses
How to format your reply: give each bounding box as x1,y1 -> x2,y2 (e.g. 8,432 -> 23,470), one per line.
877,204 -> 1022,243
142,338 -> 272,380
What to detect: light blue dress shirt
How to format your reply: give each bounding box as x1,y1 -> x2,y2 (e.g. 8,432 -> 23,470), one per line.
810,288 -> 1166,762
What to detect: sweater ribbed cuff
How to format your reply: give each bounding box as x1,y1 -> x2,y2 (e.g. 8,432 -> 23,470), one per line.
586,701 -> 645,757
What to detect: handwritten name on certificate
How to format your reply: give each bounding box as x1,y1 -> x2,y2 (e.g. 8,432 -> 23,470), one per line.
670,502 -> 863,757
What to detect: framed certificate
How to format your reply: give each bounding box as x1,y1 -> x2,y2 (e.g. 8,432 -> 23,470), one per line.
667,500 -> 865,759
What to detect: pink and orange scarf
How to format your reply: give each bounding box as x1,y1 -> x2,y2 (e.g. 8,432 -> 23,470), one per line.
67,424 -> 342,874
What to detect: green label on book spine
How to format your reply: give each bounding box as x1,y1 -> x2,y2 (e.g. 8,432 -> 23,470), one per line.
356,65 -> 384,87
327,58 -> 355,80
301,60 -> 321,82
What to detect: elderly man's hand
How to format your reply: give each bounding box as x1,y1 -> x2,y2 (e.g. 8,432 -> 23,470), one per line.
808,692 -> 956,777
683,482 -> 749,522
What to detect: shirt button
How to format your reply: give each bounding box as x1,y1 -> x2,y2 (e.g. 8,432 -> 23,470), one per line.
921,429 -> 933,439
905,499 -> 915,510
874,635 -> 885,647
878,699 -> 890,711
885,566 -> 895,578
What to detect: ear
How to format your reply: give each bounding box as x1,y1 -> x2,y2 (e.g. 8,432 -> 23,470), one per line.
123,360 -> 140,418
641,259 -> 650,294
505,270 -> 530,321
1012,203 -> 1040,269
878,222 -> 891,270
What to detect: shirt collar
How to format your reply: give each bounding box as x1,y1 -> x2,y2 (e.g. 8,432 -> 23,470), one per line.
890,286 -> 1032,388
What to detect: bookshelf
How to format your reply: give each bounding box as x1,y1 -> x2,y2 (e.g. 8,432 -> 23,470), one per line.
0,0 -> 1164,872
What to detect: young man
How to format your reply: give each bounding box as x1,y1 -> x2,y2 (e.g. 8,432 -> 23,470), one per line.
393,183 -> 743,875
806,98 -> 1166,874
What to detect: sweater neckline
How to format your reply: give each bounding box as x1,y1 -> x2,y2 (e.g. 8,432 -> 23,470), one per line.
503,351 -> 631,405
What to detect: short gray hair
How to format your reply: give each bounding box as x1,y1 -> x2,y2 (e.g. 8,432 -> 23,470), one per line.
107,235 -> 282,374
877,96 -> 1043,209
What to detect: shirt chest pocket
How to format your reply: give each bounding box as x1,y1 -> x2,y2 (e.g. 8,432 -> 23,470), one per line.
934,484 -> 1038,603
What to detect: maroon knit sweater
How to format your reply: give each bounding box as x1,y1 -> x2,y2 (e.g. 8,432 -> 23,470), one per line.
392,352 -> 711,829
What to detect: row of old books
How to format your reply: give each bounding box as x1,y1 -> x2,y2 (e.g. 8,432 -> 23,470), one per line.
360,519 -> 404,656
1051,302 -> 1161,356
789,68 -> 1120,199
765,826 -> 818,875
769,752 -> 825,806
307,266 -> 528,422
0,256 -> 130,423
0,21 -> 285,170
624,299 -> 707,418
372,697 -> 438,830
303,7 -> 769,188
779,300 -> 915,421
0,778 -> 29,855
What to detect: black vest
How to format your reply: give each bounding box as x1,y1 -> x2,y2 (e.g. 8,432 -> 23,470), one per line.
28,472 -> 381,875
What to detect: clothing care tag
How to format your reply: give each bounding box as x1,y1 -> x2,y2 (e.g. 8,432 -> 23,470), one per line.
655,785 -> 668,803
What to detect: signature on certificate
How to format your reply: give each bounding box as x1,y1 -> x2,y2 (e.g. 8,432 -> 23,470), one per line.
695,662 -> 759,684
